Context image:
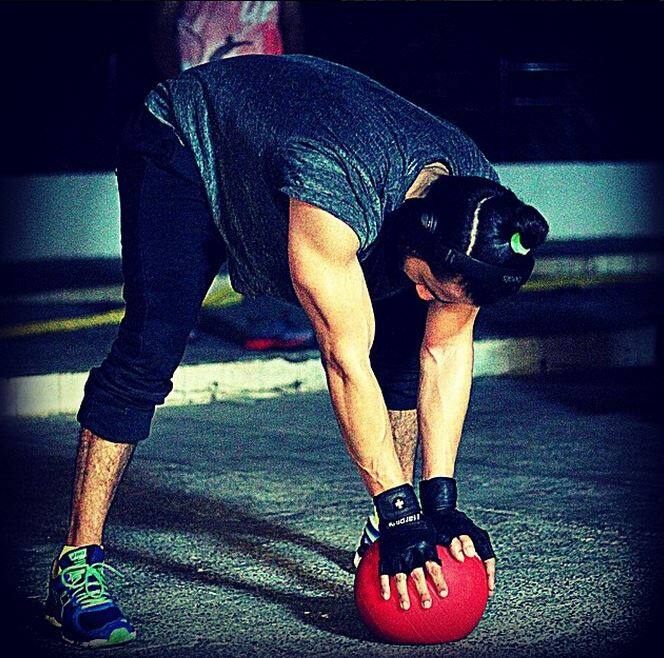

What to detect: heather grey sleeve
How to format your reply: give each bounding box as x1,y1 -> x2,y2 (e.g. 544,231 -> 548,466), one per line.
276,137 -> 382,252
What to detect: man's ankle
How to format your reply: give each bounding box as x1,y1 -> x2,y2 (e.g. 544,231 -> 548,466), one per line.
54,542 -> 104,575
52,545 -> 78,577
66,527 -> 104,549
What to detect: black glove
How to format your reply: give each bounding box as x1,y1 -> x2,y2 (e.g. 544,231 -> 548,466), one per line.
374,483 -> 440,575
419,477 -> 495,561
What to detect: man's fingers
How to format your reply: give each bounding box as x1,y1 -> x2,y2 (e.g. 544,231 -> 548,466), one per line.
379,574 -> 391,601
449,537 -> 465,562
484,557 -> 496,597
425,560 -> 448,598
410,567 -> 432,609
395,572 -> 410,610
459,534 -> 477,559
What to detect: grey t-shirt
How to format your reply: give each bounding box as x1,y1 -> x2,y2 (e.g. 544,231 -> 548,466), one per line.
145,54 -> 498,303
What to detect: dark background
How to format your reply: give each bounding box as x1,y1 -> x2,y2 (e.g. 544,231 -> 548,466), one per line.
2,0 -> 663,175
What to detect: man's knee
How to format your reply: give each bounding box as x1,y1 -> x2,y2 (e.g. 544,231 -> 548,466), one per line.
77,375 -> 157,445
76,327 -> 185,444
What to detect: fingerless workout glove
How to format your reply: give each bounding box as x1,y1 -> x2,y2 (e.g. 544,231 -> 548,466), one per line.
420,477 -> 496,562
374,483 -> 439,575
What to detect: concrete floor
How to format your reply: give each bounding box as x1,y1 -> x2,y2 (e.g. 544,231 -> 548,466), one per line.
3,368 -> 663,657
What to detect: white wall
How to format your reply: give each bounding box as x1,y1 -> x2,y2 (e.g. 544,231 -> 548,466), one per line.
2,162 -> 662,263
1,173 -> 121,262
497,162 -> 663,241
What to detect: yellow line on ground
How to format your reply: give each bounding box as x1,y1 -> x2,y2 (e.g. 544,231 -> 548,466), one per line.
0,286 -> 244,338
523,273 -> 652,292
202,287 -> 244,308
0,274 -> 652,339
1,308 -> 127,339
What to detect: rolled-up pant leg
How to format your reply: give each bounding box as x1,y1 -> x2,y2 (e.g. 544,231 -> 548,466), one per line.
77,110 -> 226,444
370,287 -> 428,410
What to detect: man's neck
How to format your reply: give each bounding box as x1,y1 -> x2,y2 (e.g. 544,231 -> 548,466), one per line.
405,161 -> 450,200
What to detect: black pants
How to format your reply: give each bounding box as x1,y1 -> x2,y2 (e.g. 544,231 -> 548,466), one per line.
77,109 -> 427,444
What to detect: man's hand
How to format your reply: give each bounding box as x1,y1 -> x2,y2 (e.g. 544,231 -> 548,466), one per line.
374,484 -> 447,610
420,477 -> 496,597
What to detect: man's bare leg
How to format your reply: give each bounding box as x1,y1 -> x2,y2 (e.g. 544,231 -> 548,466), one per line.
388,409 -> 419,483
66,428 -> 135,547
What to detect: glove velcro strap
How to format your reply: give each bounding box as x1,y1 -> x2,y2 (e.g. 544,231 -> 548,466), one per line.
419,477 -> 458,514
373,484 -> 422,531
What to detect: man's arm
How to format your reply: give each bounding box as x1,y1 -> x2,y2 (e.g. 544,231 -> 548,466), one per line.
289,198 -> 446,609
417,301 -> 478,480
287,198 -> 405,495
417,301 -> 497,595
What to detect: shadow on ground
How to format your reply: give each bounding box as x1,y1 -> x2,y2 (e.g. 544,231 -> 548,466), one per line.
4,447 -> 374,646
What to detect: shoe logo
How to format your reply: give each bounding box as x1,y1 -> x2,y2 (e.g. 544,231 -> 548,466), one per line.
394,498 -> 405,510
67,549 -> 87,563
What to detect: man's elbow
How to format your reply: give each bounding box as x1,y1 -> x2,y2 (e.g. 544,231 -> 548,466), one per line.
420,334 -> 474,366
321,341 -> 373,381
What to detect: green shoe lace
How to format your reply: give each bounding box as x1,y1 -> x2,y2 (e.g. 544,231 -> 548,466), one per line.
59,562 -> 122,610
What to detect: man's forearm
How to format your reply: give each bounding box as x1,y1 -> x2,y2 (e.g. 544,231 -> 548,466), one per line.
323,353 -> 406,495
417,338 -> 474,479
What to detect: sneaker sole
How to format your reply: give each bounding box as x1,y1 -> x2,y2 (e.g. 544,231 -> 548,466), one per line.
352,550 -> 363,570
44,613 -> 61,628
46,613 -> 136,647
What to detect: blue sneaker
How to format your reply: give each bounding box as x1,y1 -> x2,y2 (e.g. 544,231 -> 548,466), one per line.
45,545 -> 136,647
353,509 -> 380,569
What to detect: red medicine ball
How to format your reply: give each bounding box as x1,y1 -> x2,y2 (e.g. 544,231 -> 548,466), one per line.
354,543 -> 488,644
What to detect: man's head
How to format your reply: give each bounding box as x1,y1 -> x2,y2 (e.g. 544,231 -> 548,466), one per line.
393,176 -> 549,306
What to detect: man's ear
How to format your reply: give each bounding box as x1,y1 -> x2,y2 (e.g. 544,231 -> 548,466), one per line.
404,162 -> 450,200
